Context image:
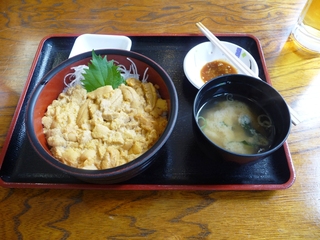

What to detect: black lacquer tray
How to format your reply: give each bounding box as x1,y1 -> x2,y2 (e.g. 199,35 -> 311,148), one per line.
0,34 -> 295,190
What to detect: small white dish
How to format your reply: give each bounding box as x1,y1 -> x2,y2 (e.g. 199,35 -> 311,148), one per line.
183,41 -> 259,89
69,34 -> 132,58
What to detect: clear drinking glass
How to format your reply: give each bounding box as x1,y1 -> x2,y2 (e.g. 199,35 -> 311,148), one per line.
291,0 -> 320,53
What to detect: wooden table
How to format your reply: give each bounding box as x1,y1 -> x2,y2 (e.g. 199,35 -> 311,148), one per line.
1,0 -> 320,238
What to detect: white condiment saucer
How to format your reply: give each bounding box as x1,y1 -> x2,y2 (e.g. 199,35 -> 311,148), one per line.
183,41 -> 259,89
69,34 -> 132,58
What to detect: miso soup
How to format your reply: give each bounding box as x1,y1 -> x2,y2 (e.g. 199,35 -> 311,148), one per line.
197,94 -> 275,155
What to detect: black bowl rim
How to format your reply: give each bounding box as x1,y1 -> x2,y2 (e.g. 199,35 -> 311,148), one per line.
26,49 -> 179,178
193,74 -> 291,158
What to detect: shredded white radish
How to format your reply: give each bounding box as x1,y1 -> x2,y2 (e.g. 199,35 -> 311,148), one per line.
63,65 -> 88,92
141,67 -> 149,83
63,58 -> 149,92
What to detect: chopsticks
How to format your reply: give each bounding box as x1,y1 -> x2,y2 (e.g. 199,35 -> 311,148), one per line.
196,22 -> 301,126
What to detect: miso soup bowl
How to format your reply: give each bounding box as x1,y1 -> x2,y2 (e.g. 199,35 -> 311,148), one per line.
193,74 -> 291,164
26,49 -> 178,184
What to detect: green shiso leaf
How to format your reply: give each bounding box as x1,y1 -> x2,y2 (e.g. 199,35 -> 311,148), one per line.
81,50 -> 126,92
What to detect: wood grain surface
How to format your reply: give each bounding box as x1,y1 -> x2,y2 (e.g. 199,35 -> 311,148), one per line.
1,0 -> 320,239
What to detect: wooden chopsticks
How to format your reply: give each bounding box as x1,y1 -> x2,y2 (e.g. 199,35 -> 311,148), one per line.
196,22 -> 301,126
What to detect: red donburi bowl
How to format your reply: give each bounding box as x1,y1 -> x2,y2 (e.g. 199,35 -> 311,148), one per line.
26,49 -> 178,184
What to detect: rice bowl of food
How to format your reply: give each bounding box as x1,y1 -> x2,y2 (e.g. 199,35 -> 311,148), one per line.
26,49 -> 178,184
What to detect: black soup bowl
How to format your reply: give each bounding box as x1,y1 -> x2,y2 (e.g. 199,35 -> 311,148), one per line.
193,74 -> 291,164
26,49 -> 178,184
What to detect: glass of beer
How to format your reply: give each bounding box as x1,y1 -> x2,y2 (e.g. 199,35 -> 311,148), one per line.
291,0 -> 320,53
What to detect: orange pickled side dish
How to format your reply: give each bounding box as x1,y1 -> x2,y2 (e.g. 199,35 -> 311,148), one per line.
201,60 -> 237,83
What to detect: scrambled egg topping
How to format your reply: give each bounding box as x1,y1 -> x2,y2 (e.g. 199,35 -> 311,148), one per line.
42,78 -> 168,170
